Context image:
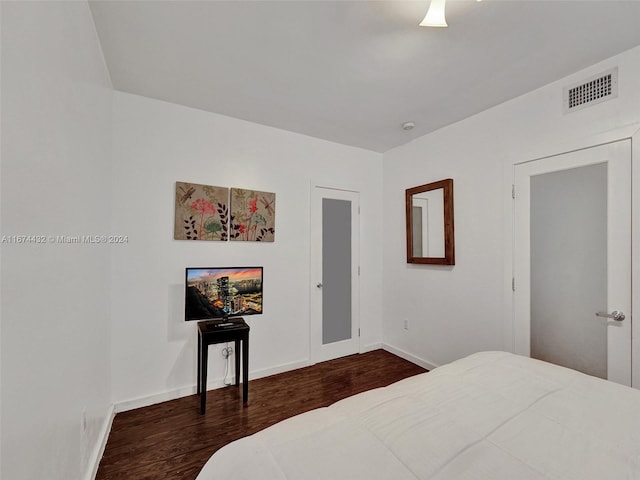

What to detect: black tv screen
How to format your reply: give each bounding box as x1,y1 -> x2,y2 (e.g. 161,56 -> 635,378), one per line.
185,267 -> 263,321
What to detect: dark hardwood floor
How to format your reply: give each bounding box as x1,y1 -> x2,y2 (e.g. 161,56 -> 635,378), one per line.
96,349 -> 426,480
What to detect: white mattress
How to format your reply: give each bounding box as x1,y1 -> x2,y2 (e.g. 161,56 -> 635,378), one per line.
196,351 -> 640,480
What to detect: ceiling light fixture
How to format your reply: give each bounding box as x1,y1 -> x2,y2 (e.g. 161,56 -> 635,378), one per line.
419,0 -> 448,28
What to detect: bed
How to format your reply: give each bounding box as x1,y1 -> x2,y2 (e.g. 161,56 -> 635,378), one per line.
196,351 -> 640,480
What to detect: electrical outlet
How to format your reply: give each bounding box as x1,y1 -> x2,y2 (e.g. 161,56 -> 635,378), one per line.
403,319 -> 409,330
221,346 -> 233,358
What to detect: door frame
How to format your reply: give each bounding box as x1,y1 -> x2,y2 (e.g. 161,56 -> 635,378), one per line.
309,184 -> 361,364
513,140 -> 631,384
503,125 -> 640,388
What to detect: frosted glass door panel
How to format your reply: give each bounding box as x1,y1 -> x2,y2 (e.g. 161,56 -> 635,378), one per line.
310,187 -> 360,363
322,198 -> 352,345
530,163 -> 607,378
412,206 -> 424,257
514,139 -> 631,385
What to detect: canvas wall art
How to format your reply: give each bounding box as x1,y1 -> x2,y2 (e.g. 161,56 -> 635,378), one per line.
174,182 -> 229,241
229,188 -> 276,242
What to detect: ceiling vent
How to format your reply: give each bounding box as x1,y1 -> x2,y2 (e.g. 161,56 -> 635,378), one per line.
563,67 -> 618,113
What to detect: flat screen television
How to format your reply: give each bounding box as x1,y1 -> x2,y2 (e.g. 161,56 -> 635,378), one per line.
185,267 -> 263,321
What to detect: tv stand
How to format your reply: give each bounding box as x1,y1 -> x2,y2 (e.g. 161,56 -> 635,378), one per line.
197,318 -> 250,413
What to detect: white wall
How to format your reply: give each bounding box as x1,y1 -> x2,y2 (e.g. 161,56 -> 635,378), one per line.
1,2 -> 113,480
110,92 -> 383,407
382,45 -> 640,372
4,5 -> 639,476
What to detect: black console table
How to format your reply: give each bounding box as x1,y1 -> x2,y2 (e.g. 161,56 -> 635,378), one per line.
197,318 -> 250,414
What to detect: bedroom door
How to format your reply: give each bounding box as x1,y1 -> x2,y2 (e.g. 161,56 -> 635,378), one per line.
310,186 -> 360,363
513,140 -> 631,385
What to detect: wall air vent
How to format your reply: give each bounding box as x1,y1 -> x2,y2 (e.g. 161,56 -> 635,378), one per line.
563,67 -> 618,113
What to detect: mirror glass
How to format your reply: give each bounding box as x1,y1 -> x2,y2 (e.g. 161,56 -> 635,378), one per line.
411,188 -> 445,257
406,179 -> 454,265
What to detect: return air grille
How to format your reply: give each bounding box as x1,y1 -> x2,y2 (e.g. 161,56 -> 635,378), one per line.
563,67 -> 618,113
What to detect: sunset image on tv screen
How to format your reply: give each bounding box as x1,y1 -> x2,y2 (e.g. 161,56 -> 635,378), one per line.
185,267 -> 263,321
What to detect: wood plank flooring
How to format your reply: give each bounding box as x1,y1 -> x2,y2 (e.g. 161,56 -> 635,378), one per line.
96,349 -> 426,480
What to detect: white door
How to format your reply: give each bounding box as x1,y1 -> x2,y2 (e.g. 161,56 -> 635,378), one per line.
514,140 -> 631,385
310,186 -> 360,363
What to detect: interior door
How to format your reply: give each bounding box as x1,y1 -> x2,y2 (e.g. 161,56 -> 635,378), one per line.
310,186 -> 360,363
513,140 -> 631,385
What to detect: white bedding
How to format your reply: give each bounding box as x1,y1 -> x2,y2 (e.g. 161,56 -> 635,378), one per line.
196,351 -> 640,480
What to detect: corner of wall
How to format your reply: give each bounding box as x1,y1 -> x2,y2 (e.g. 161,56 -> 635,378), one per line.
83,405 -> 115,480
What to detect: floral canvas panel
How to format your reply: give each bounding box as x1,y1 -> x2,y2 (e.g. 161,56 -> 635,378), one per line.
174,182 -> 229,241
230,188 -> 276,242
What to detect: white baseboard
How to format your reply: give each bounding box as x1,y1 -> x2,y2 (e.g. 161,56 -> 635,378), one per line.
362,342 -> 382,353
115,385 -> 197,413
382,343 -> 439,371
84,404 -> 115,480
114,358 -> 313,413
249,358 -> 312,380
113,347 -> 429,415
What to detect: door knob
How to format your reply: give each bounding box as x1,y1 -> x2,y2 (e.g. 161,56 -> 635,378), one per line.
316,283 -> 323,288
595,310 -> 625,322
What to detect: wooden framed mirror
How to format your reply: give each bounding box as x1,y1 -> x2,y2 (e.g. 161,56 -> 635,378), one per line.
405,178 -> 455,265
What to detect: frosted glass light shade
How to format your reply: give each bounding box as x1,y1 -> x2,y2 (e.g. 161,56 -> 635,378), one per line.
419,0 -> 448,27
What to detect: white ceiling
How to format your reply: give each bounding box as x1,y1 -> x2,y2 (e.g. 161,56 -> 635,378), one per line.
89,1 -> 640,153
